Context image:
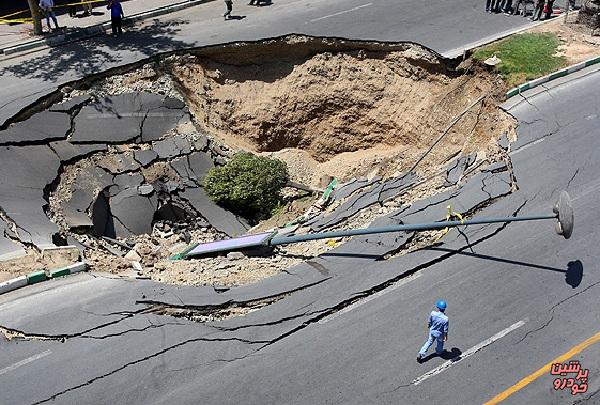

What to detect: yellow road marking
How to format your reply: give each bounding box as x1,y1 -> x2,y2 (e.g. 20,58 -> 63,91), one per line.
484,330 -> 600,404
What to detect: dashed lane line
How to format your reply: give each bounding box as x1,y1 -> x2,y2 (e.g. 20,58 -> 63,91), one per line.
412,319 -> 528,386
0,350 -> 52,376
307,3 -> 373,23
318,273 -> 422,324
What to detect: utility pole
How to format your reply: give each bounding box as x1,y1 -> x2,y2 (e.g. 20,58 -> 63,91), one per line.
27,0 -> 43,35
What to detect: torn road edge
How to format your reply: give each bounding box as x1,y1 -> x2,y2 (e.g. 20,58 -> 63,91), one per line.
0,261 -> 87,295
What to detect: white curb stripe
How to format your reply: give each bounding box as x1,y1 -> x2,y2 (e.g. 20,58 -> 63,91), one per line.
0,276 -> 28,295
319,273 -> 422,324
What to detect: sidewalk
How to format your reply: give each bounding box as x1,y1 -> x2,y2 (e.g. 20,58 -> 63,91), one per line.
0,0 -> 211,54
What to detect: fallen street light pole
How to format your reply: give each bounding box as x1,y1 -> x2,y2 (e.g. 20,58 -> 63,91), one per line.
176,191 -> 573,259
271,190 -> 573,245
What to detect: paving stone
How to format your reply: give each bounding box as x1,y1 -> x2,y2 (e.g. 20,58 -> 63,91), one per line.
49,141 -> 107,162
133,149 -> 158,167
49,95 -> 92,113
0,111 -> 71,145
180,187 -> 249,237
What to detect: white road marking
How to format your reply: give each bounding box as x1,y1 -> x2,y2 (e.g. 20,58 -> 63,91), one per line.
0,350 -> 52,376
318,273 -> 422,324
412,319 -> 527,385
308,3 -> 373,23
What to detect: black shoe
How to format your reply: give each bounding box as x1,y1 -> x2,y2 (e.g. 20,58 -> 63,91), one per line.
416,356 -> 423,364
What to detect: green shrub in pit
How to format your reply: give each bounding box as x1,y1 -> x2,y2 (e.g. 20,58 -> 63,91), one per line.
204,152 -> 288,218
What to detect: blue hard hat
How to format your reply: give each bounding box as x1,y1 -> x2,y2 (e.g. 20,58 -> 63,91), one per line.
436,300 -> 447,311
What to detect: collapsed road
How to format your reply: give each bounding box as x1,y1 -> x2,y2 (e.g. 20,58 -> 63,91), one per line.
0,36 -> 599,405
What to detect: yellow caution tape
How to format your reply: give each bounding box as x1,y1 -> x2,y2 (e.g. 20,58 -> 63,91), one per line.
435,204 -> 465,241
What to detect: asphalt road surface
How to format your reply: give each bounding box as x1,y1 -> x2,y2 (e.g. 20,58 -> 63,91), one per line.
0,0 -> 535,127
1,65 -> 599,403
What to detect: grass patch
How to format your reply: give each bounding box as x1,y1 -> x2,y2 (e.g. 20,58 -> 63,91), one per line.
473,33 -> 567,87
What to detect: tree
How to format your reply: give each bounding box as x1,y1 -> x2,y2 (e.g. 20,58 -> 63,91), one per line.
27,0 -> 43,35
204,153 -> 289,219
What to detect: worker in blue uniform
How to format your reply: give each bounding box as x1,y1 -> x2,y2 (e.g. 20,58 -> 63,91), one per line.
417,300 -> 449,363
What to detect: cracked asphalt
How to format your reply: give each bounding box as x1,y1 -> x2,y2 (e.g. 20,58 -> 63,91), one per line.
0,1 -> 598,403
0,66 -> 598,403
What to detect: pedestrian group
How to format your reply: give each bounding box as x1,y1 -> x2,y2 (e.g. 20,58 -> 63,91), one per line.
486,0 -> 556,20
37,0 -> 125,36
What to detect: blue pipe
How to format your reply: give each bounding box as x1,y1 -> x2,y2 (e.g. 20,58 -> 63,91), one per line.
269,214 -> 556,246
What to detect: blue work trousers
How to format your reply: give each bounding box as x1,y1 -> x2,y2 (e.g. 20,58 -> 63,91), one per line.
419,333 -> 444,356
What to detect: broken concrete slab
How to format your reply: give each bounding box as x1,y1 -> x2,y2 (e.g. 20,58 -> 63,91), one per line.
97,153 -> 141,174
0,145 -> 62,248
133,149 -> 158,167
193,135 -> 208,151
310,180 -> 383,231
445,153 -> 476,186
49,95 -> 92,113
0,218 -> 26,260
187,152 -> 214,184
63,189 -> 94,229
378,172 -> 419,202
71,96 -> 142,143
180,187 -> 249,237
49,141 -> 107,162
0,111 -> 71,145
113,173 -> 145,192
110,187 -> 158,237
138,184 -> 155,196
152,136 -> 191,160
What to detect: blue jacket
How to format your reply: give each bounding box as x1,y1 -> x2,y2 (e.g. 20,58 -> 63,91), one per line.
428,310 -> 449,338
107,1 -> 123,17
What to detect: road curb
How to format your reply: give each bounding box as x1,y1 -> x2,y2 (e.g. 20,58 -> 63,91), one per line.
0,261 -> 88,295
506,54 -> 600,98
1,0 -> 215,55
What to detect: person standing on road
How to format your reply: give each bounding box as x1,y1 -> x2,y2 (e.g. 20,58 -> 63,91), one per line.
39,0 -> 60,31
417,300 -> 449,363
107,0 -> 124,36
82,0 -> 93,16
530,0 -> 544,20
545,0 -> 555,19
224,0 -> 233,19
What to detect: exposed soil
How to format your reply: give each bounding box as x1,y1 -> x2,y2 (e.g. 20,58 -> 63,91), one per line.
174,44 -> 513,186
529,15 -> 600,63
1,37 -> 522,289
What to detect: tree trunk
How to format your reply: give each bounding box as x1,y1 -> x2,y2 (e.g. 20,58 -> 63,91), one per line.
27,0 -> 43,35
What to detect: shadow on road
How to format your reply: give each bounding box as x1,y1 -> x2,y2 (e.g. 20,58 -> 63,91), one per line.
426,247 -> 583,288
0,19 -> 194,82
420,347 -> 462,363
